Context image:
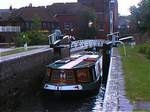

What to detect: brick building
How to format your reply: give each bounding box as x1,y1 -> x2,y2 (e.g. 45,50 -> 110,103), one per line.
47,0 -> 118,39
0,0 -> 118,44
78,0 -> 118,39
0,6 -> 58,44
13,6 -> 58,33
0,9 -> 21,44
47,3 -> 91,36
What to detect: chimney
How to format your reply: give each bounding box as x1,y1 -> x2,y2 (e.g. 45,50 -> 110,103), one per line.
9,5 -> 12,10
29,3 -> 32,7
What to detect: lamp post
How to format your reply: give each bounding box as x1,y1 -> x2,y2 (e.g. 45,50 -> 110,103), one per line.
109,0 -> 115,34
109,0 -> 117,46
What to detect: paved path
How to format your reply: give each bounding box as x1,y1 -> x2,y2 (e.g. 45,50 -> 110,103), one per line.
0,45 -> 51,63
0,45 -> 49,52
0,47 -> 15,52
103,48 -> 133,112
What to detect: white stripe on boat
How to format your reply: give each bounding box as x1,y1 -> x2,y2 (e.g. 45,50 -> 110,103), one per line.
59,55 -> 99,69
44,84 -> 82,90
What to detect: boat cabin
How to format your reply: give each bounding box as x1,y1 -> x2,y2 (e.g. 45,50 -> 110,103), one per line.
43,51 -> 102,92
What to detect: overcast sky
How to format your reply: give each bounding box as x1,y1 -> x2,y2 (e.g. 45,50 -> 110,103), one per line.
0,0 -> 141,15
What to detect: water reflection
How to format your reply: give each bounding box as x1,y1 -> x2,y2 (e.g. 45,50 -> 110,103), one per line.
15,87 -> 105,112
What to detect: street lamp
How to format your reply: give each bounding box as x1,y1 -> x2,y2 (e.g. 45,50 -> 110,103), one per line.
88,20 -> 93,28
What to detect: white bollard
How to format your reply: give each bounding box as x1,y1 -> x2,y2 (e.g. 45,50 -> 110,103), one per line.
24,43 -> 28,51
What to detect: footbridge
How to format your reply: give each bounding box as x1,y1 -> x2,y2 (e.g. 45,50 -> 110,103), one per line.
70,39 -> 109,52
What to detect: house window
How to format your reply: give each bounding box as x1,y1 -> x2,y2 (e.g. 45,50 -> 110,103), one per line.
96,13 -> 104,31
51,23 -> 55,29
0,35 -> 5,42
0,26 -> 2,32
1,26 -> 5,32
51,23 -> 59,29
42,22 -> 48,29
64,22 -> 73,31
25,22 -> 31,30
98,23 -> 104,31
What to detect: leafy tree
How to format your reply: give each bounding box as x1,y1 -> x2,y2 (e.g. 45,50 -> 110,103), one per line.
130,0 -> 150,32
16,32 -> 30,46
77,9 -> 97,39
16,16 -> 48,46
27,30 -> 48,45
31,16 -> 41,30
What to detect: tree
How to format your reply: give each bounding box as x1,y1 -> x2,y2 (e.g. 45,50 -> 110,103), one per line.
16,32 -> 30,46
27,30 -> 48,45
77,9 -> 97,39
130,0 -> 150,33
31,16 -> 41,30
16,16 -> 48,46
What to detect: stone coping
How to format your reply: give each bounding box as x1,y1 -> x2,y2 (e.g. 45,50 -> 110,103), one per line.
0,47 -> 52,63
102,48 -> 118,111
102,48 -> 133,112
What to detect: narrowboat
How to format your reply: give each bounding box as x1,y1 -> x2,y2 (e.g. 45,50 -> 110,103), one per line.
43,51 -> 102,93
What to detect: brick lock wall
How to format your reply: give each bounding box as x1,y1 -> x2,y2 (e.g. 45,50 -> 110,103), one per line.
0,49 -> 53,111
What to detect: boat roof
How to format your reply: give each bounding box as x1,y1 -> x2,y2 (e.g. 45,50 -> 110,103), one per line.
47,51 -> 101,69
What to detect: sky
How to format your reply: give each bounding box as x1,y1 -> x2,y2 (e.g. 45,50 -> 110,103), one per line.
0,0 -> 141,15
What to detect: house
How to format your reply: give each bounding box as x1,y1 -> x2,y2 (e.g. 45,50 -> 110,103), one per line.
78,0 -> 118,39
0,0 -> 118,44
0,5 -> 59,44
14,0 -> 118,39
118,16 -> 130,29
47,3 -> 91,36
0,9 -> 20,44
118,16 -> 132,37
12,5 -> 58,33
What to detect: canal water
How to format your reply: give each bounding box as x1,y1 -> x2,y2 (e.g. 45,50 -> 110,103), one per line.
14,86 -> 105,112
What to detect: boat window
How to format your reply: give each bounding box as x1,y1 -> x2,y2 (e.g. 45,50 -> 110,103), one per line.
51,70 -> 60,83
64,70 -> 75,83
50,69 -> 75,83
98,62 -> 101,74
95,62 -> 101,77
92,67 -> 96,81
44,68 -> 52,81
47,68 -> 51,77
76,68 -> 90,83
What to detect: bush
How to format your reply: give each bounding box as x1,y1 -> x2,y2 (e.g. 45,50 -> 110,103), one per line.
16,32 -> 30,47
16,35 -> 24,47
145,45 -> 150,59
138,44 -> 147,54
138,41 -> 150,59
16,31 -> 49,46
27,31 -> 48,45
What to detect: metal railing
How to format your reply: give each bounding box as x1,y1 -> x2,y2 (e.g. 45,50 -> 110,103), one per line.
70,39 -> 109,52
48,32 -> 125,53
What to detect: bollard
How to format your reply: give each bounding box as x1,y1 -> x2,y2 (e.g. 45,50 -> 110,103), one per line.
53,45 -> 70,61
24,43 -> 28,50
102,43 -> 112,86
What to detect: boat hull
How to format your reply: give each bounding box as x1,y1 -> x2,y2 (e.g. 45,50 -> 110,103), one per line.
43,79 -> 101,95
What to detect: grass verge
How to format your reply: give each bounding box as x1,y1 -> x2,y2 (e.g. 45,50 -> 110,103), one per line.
118,45 -> 150,102
133,110 -> 150,112
0,47 -> 37,56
